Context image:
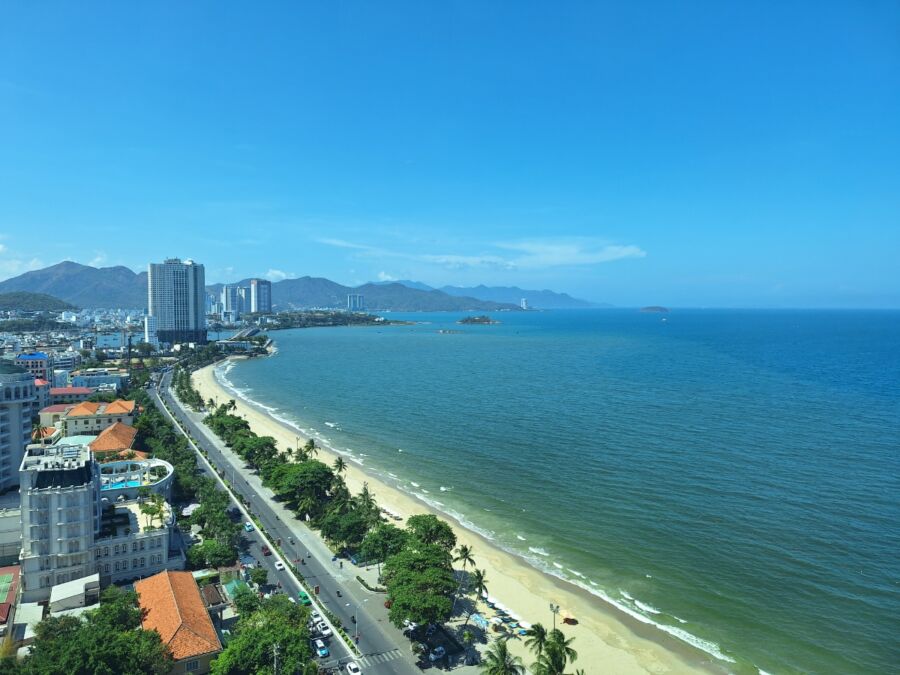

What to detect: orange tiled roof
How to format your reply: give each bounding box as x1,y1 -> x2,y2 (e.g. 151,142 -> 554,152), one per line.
65,399 -> 136,417
65,401 -> 101,417
31,427 -> 57,441
89,422 -> 138,453
104,399 -> 136,415
135,570 -> 221,662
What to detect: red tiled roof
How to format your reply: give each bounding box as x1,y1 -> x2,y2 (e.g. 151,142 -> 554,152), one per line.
32,427 -> 57,441
50,386 -> 93,395
89,422 -> 137,453
104,399 -> 135,414
34,378 -> 51,387
40,404 -> 70,414
135,571 -> 221,662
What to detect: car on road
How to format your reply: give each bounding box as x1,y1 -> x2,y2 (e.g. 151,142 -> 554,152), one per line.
274,560 -> 285,571
428,646 -> 446,662
310,610 -> 321,622
314,639 -> 330,658
346,662 -> 362,675
297,590 -> 312,606
261,544 -> 272,556
244,522 -> 254,532
316,621 -> 333,637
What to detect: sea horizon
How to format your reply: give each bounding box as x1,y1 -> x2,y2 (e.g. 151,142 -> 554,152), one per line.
215,308 -> 899,674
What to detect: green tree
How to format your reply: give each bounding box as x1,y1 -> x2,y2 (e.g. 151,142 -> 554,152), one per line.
480,638 -> 525,675
211,594 -> 312,675
524,622 -> 549,661
464,568 -> 489,626
333,456 -> 347,475
232,585 -> 260,616
454,543 -> 475,572
249,566 -> 269,587
406,513 -> 457,551
319,509 -> 370,551
384,544 -> 456,628
359,523 -> 409,573
533,629 -> 577,675
19,587 -> 172,675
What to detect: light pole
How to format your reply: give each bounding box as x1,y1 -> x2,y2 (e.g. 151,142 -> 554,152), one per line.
346,598 -> 369,645
550,603 -> 560,631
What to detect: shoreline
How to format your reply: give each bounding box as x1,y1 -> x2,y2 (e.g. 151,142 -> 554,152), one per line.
193,357 -> 729,674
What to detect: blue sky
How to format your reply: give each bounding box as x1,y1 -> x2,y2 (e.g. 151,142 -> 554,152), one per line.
1,2 -> 898,307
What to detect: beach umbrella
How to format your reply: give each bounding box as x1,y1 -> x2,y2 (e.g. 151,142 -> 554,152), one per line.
519,621 -> 532,630
487,595 -> 498,605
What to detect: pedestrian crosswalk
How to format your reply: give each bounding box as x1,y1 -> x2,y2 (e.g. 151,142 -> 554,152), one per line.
358,649 -> 404,667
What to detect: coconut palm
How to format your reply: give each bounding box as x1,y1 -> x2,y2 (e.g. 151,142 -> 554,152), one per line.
480,638 -> 525,675
463,567 -> 488,627
454,543 -> 475,572
524,622 -> 548,660
333,456 -> 347,475
547,628 -> 577,665
304,438 -> 318,458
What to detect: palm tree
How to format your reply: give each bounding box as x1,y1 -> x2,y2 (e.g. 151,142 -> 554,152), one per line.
480,638 -> 525,675
463,567 -> 488,627
333,456 -> 347,475
454,543 -> 475,572
547,628 -> 577,665
228,399 -> 237,411
524,622 -> 548,661
304,438 -> 318,458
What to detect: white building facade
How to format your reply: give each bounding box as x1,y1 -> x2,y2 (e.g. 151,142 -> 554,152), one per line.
18,443 -> 180,602
147,258 -> 207,345
0,364 -> 38,492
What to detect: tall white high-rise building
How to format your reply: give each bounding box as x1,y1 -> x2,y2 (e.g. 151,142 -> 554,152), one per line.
249,279 -> 272,314
0,363 -> 38,492
147,258 -> 207,345
220,285 -> 240,321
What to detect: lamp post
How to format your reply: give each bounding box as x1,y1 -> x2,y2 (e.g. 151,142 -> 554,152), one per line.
549,603 -> 560,631
346,598 -> 369,644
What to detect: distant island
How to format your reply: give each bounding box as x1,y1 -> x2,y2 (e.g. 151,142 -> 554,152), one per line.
458,315 -> 500,325
640,306 -> 669,313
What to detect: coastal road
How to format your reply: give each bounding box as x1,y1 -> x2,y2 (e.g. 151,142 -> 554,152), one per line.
154,370 -> 421,675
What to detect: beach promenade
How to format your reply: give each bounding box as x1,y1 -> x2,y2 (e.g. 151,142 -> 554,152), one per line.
192,359 -> 720,674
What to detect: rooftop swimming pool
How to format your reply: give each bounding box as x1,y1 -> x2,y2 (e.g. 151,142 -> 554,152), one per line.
100,479 -> 141,491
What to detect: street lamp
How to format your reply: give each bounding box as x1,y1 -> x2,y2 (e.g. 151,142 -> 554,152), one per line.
549,603 -> 560,631
346,598 -> 369,645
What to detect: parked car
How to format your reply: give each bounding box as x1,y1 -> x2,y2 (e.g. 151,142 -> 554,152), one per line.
244,522 -> 254,532
315,639 -> 330,658
429,646 -> 446,662
346,662 -> 362,675
317,621 -> 333,637
261,544 -> 272,556
297,590 -> 312,606
311,610 -> 322,622
274,560 -> 285,571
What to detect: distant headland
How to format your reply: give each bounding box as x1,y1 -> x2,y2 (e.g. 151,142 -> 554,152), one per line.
640,306 -> 670,313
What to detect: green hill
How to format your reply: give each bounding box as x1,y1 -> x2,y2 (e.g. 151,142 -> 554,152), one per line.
0,291 -> 76,312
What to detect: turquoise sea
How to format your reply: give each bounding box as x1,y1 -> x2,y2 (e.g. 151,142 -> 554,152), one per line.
217,310 -> 899,674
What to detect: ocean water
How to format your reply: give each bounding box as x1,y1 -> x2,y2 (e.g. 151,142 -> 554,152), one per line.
217,310 -> 900,674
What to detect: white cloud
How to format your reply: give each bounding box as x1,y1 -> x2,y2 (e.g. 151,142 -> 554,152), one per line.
317,235 -> 645,271
88,251 -> 107,267
265,268 -> 295,281
0,257 -> 44,280
496,239 -> 646,268
377,271 -> 397,281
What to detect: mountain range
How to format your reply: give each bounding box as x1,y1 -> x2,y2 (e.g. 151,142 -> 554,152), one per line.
376,280 -> 603,309
0,261 -> 602,311
0,262 -> 516,311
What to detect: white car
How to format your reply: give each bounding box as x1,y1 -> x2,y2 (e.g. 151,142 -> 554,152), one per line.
310,610 -> 322,622
317,621 -> 333,637
274,560 -> 285,571
346,662 -> 362,675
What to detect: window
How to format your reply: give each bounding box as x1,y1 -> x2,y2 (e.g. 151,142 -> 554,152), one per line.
104,563 -> 110,574
103,546 -> 109,557
114,561 -> 120,572
133,558 -> 139,568
114,544 -> 120,555
122,559 -> 128,570
185,660 -> 199,672
140,557 -> 145,567
132,542 -> 138,552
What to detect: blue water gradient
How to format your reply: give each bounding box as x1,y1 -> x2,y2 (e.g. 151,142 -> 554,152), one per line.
219,310 -> 900,673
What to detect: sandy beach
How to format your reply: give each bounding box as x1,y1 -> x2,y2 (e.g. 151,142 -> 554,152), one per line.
193,359 -> 723,674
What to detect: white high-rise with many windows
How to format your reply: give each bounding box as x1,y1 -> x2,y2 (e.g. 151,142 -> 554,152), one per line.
0,363 -> 38,492
147,258 -> 207,345
249,279 -> 272,314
